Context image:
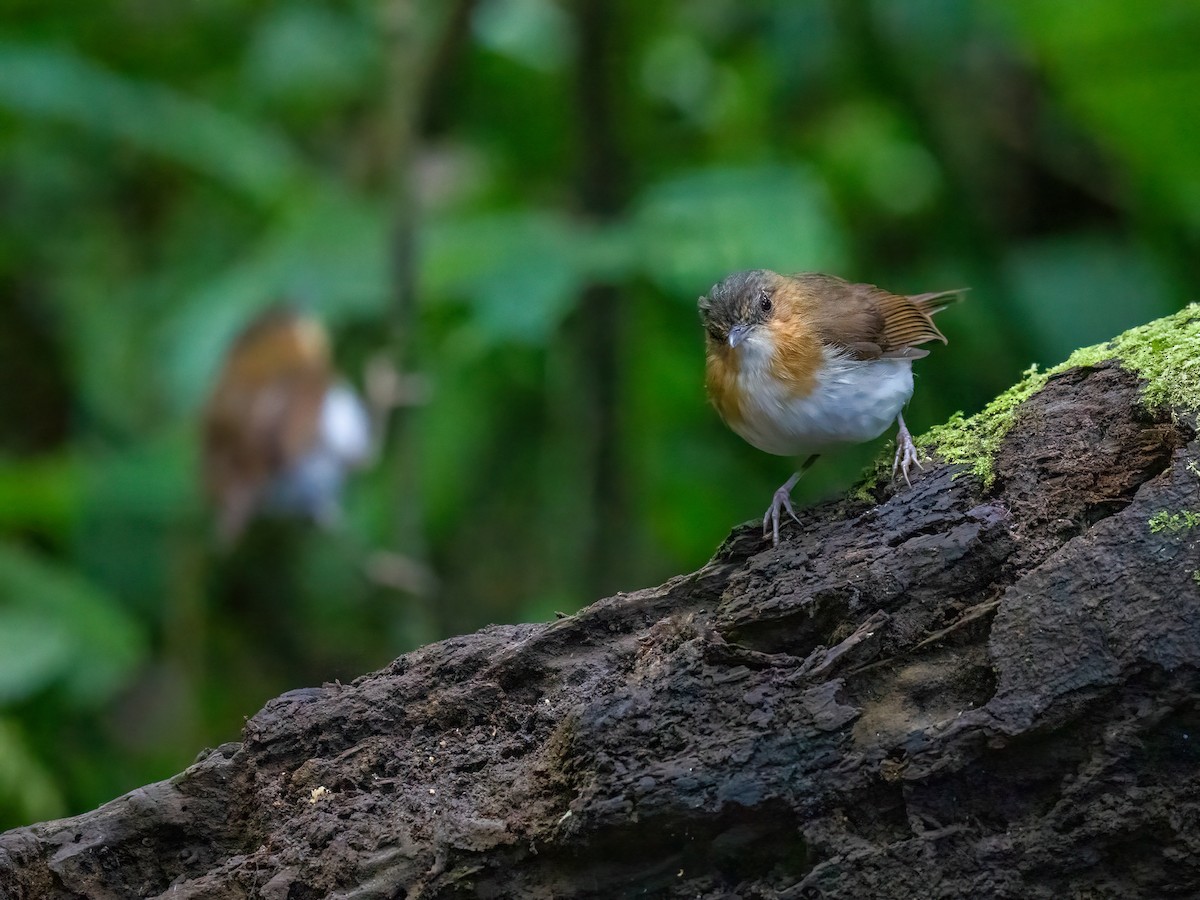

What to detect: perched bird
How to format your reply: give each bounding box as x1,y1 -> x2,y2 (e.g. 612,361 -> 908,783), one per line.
699,270 -> 964,545
201,307 -> 376,545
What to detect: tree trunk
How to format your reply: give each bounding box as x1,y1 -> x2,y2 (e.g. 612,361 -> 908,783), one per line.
3,318 -> 1200,899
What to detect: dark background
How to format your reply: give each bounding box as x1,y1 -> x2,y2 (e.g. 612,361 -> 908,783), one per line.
0,0 -> 1197,827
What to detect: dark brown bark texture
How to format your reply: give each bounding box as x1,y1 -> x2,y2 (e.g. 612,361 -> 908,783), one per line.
3,359 -> 1200,899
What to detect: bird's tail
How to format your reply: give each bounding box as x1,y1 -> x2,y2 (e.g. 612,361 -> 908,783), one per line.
908,288 -> 968,317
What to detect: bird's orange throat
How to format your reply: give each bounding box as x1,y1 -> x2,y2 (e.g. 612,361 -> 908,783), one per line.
705,319 -> 823,427
705,345 -> 744,426
764,316 -> 822,394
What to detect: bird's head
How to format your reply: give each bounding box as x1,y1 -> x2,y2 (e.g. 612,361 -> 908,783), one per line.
223,306 -> 332,383
698,269 -> 784,358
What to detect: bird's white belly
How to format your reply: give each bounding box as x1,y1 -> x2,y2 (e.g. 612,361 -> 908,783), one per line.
263,383 -> 372,519
318,383 -> 372,464
732,354 -> 913,457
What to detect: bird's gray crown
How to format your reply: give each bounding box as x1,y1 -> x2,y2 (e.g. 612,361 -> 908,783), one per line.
698,269 -> 775,339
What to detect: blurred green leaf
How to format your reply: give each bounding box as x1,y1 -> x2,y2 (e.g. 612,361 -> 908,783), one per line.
641,33 -> 721,123
80,433 -> 195,521
0,40 -> 308,203
0,455 -> 81,535
0,543 -> 146,706
425,165 -> 850,348
813,102 -> 942,217
244,4 -> 376,109
1000,1 -> 1200,228
0,717 -> 66,827
0,612 -> 72,705
473,0 -> 573,72
1006,235 -> 1175,363
425,211 -> 586,344
417,344 -> 508,535
632,165 -> 848,296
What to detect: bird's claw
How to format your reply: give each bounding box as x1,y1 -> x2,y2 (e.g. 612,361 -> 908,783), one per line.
892,424 -> 924,487
762,484 -> 802,546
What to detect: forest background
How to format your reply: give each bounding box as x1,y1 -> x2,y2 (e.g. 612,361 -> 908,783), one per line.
1,0 -> 1197,828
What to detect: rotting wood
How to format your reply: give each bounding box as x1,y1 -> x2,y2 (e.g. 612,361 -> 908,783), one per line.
2,357 -> 1199,899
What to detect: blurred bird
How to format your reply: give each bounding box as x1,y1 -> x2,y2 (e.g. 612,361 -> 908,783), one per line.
699,270 -> 964,545
201,307 -> 396,545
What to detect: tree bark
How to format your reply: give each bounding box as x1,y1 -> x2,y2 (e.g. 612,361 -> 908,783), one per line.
3,338 -> 1200,898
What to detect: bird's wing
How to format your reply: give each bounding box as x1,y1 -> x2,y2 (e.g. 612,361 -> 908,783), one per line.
201,369 -> 327,501
793,274 -> 959,360
225,372 -> 326,466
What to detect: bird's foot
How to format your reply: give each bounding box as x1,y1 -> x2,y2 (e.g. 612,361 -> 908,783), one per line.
762,480 -> 802,546
892,417 -> 924,487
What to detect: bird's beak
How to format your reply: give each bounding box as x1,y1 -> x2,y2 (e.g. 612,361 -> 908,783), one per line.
728,324 -> 750,349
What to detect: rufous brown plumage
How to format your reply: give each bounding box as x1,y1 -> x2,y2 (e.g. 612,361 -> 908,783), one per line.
699,270 -> 964,544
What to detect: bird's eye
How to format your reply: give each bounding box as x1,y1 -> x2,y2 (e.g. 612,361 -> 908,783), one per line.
758,291 -> 772,313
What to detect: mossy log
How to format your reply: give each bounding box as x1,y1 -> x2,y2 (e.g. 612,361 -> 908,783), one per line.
3,310 -> 1200,899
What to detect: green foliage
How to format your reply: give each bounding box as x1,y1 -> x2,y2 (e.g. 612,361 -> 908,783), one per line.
0,455 -> 80,534
0,41 -> 307,203
1149,510 -> 1200,535
0,543 -> 144,828
0,0 -> 1197,828
0,543 -> 145,705
1000,1 -> 1200,230
630,165 -> 846,294
0,718 -> 65,826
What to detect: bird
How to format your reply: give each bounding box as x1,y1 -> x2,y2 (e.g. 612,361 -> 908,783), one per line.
200,307 -> 380,545
699,270 -> 964,545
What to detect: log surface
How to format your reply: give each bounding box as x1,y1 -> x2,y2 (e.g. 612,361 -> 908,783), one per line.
3,359 -> 1199,899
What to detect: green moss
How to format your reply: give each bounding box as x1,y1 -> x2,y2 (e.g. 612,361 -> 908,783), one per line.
1148,509 -> 1200,534
917,363 -> 1048,483
919,304 -> 1200,484
1193,569 -> 1200,586
849,457 -> 888,503
848,475 -> 876,505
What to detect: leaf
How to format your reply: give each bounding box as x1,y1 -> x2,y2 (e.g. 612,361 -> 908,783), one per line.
424,211 -> 585,344
0,40 -> 308,204
244,4 -> 377,107
473,0 -> 573,72
631,165 -> 848,297
0,543 -> 146,706
0,611 -> 72,704
425,166 -> 849,346
998,1 -> 1200,227
80,430 -> 196,520
1005,235 -> 1175,363
0,454 -> 81,536
0,717 -> 65,827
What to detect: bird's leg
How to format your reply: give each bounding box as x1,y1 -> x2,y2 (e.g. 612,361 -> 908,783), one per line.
892,411 -> 923,486
764,454 -> 819,545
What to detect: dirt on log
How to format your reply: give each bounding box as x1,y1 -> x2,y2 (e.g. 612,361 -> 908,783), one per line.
3,358 -> 1200,899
